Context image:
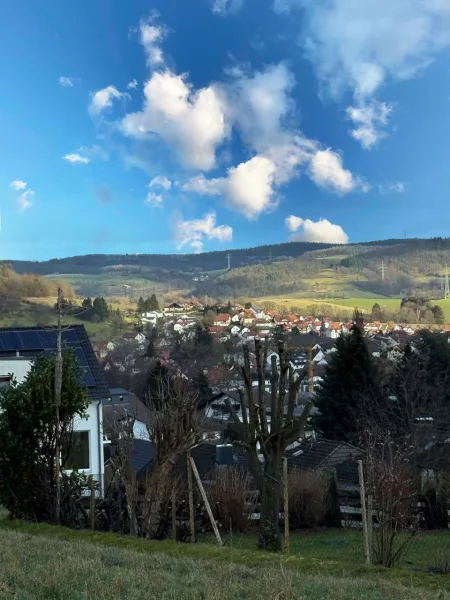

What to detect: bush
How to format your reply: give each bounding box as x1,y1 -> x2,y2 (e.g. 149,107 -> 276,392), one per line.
208,467 -> 257,533
286,469 -> 330,529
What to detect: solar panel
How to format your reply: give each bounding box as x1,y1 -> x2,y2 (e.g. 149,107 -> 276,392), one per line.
17,331 -> 41,350
82,371 -> 96,387
1,332 -> 23,351
38,330 -> 57,349
72,346 -> 88,366
62,329 -> 78,344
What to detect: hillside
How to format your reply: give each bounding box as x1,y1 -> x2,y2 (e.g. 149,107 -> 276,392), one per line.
6,237 -> 450,304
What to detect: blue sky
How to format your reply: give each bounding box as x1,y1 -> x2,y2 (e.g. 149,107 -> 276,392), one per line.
1,0 -> 450,260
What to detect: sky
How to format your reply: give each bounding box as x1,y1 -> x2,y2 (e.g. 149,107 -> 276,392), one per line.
2,0 -> 450,261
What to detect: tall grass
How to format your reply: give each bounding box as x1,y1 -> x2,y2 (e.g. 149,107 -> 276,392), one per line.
0,529 -> 447,600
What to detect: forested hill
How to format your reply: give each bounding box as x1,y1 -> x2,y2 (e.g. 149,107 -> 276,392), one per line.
9,238 -> 414,275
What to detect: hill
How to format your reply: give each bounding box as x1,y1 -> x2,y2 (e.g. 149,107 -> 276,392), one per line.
6,237 -> 450,303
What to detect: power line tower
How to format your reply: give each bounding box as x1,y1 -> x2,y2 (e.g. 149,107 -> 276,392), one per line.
226,253 -> 231,270
269,246 -> 272,263
379,260 -> 386,281
445,265 -> 450,300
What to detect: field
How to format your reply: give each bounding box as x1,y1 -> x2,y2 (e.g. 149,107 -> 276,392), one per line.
0,520 -> 449,599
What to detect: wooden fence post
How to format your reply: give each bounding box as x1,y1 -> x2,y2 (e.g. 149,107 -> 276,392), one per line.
90,478 -> 96,531
189,456 -> 223,546
283,457 -> 289,554
130,470 -> 137,536
171,490 -> 177,542
358,460 -> 370,564
367,494 -> 373,565
187,451 -> 196,543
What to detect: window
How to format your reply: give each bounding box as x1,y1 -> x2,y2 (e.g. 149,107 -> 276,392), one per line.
63,431 -> 90,470
0,376 -> 12,388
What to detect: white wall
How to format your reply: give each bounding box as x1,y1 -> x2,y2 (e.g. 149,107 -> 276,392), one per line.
0,357 -> 104,494
133,419 -> 150,441
0,358 -> 32,383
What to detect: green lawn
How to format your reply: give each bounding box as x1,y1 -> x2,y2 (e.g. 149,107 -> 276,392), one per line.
0,519 -> 449,599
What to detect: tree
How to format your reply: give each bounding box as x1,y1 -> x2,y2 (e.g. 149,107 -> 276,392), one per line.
0,352 -> 89,522
432,305 -> 445,324
149,294 -> 160,311
110,309 -> 124,335
92,296 -> 109,321
313,325 -> 380,441
244,302 -> 252,309
137,296 -> 145,314
227,340 -> 311,551
371,302 -> 384,321
192,369 -> 212,406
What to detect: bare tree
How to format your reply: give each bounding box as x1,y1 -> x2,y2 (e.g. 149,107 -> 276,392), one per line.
142,372 -> 203,539
226,339 -> 311,551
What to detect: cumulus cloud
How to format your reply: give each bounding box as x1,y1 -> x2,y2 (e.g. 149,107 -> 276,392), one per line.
63,153 -> 90,165
173,211 -> 233,252
145,192 -> 164,208
10,180 -> 27,191
121,71 -> 227,170
89,85 -> 125,116
139,17 -> 167,67
308,149 -> 362,194
347,101 -> 393,149
149,175 -> 172,191
127,79 -> 138,90
286,215 -> 349,244
17,189 -> 34,212
59,76 -> 74,87
379,181 -> 405,194
211,0 -> 243,16
281,0 -> 450,147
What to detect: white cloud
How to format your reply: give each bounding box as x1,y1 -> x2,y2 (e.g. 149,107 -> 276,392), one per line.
10,180 -> 27,191
121,71 -> 227,170
127,79 -> 138,90
308,149 -> 361,194
286,216 -> 349,244
89,85 -> 125,116
63,153 -> 90,165
282,0 -> 450,147
139,18 -> 167,67
17,189 -> 34,212
173,211 -> 233,252
77,144 -> 109,161
347,101 -> 393,149
285,215 -> 303,232
145,192 -> 164,208
59,76 -> 74,87
379,181 -> 405,194
149,175 -> 171,191
211,0 -> 243,16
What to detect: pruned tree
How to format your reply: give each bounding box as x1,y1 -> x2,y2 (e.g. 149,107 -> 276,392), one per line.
226,339 -> 311,551
142,369 -> 203,538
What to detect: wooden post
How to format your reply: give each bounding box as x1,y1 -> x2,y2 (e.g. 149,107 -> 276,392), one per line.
358,460 -> 370,564
367,494 -> 373,565
90,478 -> 96,531
171,490 -> 177,542
189,456 -> 223,546
130,470 -> 137,536
283,457 -> 289,553
187,451 -> 196,543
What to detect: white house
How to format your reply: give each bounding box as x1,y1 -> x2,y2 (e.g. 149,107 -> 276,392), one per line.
0,326 -> 109,495
230,325 -> 241,336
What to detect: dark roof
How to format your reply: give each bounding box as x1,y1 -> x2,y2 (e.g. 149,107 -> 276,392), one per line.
0,325 -> 109,400
104,439 -> 155,478
102,391 -> 152,429
286,439 -> 362,471
416,442 -> 450,472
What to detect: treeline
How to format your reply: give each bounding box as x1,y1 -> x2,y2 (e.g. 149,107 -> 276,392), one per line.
0,263 -> 74,299
137,294 -> 160,313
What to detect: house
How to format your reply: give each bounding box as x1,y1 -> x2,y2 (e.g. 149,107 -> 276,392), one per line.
0,325 -> 109,495
213,313 -> 231,326
164,303 -> 184,314
230,325 -> 241,336
103,388 -> 151,441
286,438 -> 363,471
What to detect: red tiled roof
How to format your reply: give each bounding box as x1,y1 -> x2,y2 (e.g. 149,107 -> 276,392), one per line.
214,313 -> 231,322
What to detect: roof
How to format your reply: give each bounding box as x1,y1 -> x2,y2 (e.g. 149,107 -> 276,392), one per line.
286,439 -> 362,471
215,313 -> 231,322
0,325 -> 109,400
102,390 -> 152,428
104,439 -> 155,477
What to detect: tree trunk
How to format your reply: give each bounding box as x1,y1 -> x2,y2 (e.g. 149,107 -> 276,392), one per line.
258,453 -> 282,551
144,459 -> 175,539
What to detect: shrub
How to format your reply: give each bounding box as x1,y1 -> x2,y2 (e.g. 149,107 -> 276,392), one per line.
208,467 -> 257,533
286,469 -> 330,529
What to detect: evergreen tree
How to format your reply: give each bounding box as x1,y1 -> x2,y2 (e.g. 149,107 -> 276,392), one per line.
149,293 -> 160,311
313,325 -> 380,441
432,305 -> 445,324
192,370 -> 212,407
371,303 -> 384,321
92,297 -> 109,321
137,296 -> 145,314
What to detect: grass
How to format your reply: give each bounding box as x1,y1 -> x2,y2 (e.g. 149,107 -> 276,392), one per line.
1,519 -> 450,599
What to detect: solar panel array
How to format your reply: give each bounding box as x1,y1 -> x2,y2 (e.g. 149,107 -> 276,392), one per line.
0,327 -> 96,388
